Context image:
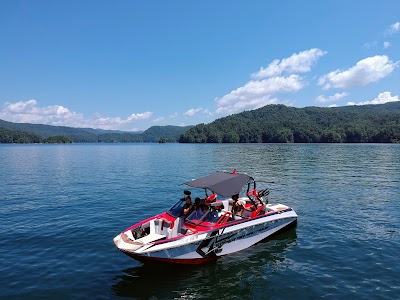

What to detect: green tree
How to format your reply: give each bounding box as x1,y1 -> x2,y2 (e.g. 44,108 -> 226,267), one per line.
320,130 -> 342,143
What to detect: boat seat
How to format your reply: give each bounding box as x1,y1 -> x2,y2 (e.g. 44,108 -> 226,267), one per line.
168,217 -> 183,238
251,205 -> 265,217
153,219 -> 162,234
161,220 -> 171,236
242,207 -> 254,218
151,218 -> 172,236
150,219 -> 157,234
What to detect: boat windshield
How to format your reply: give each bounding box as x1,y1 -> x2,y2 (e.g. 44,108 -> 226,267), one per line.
166,200 -> 186,218
186,207 -> 220,227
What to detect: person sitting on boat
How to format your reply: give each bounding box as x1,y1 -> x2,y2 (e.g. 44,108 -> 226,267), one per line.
182,195 -> 193,216
193,197 -> 201,210
231,194 -> 244,217
193,200 -> 208,219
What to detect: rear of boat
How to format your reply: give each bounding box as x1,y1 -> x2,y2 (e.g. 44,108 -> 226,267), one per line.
114,215 -> 182,252
113,219 -> 216,264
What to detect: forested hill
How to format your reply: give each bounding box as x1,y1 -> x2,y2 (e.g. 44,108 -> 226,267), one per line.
0,119 -> 192,143
178,102 -> 400,143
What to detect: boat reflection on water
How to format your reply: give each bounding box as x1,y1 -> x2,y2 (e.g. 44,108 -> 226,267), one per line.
111,228 -> 297,299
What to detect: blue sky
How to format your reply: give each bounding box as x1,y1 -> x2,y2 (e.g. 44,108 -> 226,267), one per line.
0,1 -> 399,131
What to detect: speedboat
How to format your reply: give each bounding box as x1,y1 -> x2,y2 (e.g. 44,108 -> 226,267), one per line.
113,170 -> 297,264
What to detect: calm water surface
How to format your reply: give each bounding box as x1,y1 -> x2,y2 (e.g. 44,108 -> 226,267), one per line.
1,144 -> 399,299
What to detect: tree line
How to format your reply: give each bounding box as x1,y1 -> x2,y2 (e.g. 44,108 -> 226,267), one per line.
0,122 -> 193,143
178,103 -> 400,143
0,127 -> 73,143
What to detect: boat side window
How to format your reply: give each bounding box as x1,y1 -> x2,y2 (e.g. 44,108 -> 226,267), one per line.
167,200 -> 186,218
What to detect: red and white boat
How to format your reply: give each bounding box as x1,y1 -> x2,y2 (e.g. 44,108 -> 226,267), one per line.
113,170 -> 297,264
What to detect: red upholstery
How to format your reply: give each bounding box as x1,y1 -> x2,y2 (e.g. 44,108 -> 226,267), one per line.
251,205 -> 264,218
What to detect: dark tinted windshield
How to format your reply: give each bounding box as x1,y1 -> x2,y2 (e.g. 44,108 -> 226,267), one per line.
166,200 -> 185,218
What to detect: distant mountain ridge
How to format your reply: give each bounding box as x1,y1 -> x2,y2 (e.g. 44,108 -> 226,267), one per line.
0,119 -> 124,137
0,119 -> 192,143
178,102 -> 400,143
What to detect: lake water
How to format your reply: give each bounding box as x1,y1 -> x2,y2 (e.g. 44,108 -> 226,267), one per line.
1,143 -> 399,299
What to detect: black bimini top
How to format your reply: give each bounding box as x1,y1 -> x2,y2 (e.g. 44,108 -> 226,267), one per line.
184,171 -> 253,197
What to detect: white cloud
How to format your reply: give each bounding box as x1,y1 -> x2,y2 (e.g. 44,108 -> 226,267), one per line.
153,112 -> 178,124
346,92 -> 399,106
0,99 -> 153,130
169,112 -> 178,119
385,21 -> 400,36
315,92 -> 349,103
216,75 -> 302,114
183,108 -> 211,117
318,55 -> 397,90
251,48 -> 327,79
94,112 -> 152,125
0,99 -> 83,125
153,116 -> 165,123
383,42 -> 391,49
5,99 -> 71,117
328,104 -> 339,108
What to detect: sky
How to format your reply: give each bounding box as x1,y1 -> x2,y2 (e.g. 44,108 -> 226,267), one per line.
0,1 -> 399,131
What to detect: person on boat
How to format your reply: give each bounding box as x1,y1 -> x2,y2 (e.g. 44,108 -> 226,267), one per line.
231,194 -> 244,217
182,195 -> 193,216
193,197 -> 201,210
181,190 -> 191,201
193,199 -> 208,219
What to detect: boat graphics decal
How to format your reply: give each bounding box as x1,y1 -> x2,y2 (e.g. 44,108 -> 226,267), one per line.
196,228 -> 237,257
196,219 -> 277,258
